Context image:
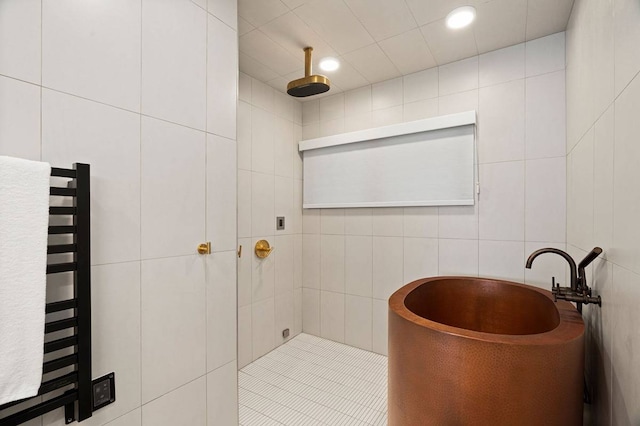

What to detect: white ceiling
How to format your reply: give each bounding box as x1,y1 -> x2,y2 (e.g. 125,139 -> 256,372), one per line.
238,0 -> 574,98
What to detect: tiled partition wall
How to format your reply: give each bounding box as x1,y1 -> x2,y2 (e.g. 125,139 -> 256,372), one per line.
237,73 -> 304,368
300,33 -> 568,356
566,0 -> 640,424
0,0 -> 238,425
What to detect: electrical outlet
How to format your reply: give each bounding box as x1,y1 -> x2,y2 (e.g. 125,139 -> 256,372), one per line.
276,216 -> 285,230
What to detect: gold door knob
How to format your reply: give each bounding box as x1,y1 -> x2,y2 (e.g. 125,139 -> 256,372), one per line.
254,240 -> 274,258
197,242 -> 211,255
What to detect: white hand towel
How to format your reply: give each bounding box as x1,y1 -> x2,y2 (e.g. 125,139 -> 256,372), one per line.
0,156 -> 51,405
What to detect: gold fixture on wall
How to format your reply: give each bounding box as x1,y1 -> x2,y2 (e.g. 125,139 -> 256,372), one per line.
197,242 -> 211,255
286,47 -> 330,98
237,245 -> 243,258
254,239 -> 274,258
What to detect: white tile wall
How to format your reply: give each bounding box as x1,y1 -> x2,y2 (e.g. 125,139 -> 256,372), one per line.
301,34 -> 567,357
0,1 -> 238,424
207,134 -> 238,252
0,0 -> 41,84
478,79 -> 525,163
479,43 -> 525,87
141,255 -> 206,403
207,361 -> 239,426
207,15 -> 238,140
141,0 -> 207,130
0,76 -> 41,161
320,290 -> 345,342
345,294 -> 373,351
82,262 -> 141,426
141,377 -> 207,426
567,0 -> 640,423
237,73 -> 303,368
141,117 -> 206,259
206,252 -> 238,371
42,90 -> 141,266
42,0 -> 141,112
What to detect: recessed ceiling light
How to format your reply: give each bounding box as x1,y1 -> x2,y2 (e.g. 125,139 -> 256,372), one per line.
446,6 -> 476,29
319,57 -> 340,72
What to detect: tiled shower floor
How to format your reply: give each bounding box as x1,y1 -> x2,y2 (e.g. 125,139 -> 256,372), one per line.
239,333 -> 388,426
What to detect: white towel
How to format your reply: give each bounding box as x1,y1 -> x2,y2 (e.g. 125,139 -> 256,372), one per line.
0,156 -> 51,405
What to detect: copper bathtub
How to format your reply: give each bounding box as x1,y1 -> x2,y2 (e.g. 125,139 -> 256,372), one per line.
388,277 -> 584,426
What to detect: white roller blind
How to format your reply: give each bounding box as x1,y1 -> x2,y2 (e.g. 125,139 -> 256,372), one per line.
299,112 -> 476,209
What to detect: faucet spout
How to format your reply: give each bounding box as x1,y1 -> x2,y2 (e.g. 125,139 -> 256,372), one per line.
525,248 -> 578,292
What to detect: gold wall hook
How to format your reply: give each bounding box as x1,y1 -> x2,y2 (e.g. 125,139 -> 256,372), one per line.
254,240 -> 274,258
197,242 -> 211,255
237,245 -> 242,258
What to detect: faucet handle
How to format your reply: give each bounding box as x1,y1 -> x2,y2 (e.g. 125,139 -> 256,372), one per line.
578,247 -> 603,270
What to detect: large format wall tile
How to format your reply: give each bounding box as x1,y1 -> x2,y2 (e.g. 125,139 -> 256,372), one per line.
372,236 -> 403,300
320,290 -> 345,343
403,238 -> 438,283
206,134 -> 237,252
252,297 -> 275,359
141,256 -> 206,403
141,117 -> 206,259
345,236 -> 373,298
206,251 -> 237,372
478,79 -> 525,163
142,0 -> 206,129
0,76 -> 41,161
525,71 -> 566,160
613,73 -> 640,273
525,157 -> 566,243
479,240 -> 525,282
525,32 -> 565,78
439,239 -> 479,277
614,0 -> 640,96
141,377 -> 207,426
251,172 -> 275,236
0,0 -> 41,83
479,161 -> 525,241
207,361 -> 239,426
207,15 -> 237,139
610,265 -> 640,425
42,90 -> 141,265
208,0 -> 238,30
42,0 -> 141,112
479,44 -> 524,87
80,263 -> 141,426
567,128 -> 594,252
345,294 -> 372,351
320,235 -> 345,293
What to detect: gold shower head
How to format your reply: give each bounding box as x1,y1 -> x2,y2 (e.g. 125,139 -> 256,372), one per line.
287,47 -> 331,97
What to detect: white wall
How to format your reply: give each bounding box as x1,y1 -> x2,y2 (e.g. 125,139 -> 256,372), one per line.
300,33 -> 568,356
566,0 -> 640,424
237,73 -> 303,368
0,0 -> 238,425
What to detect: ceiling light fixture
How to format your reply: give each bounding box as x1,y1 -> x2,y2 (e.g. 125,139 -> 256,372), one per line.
446,6 -> 476,29
319,57 -> 340,72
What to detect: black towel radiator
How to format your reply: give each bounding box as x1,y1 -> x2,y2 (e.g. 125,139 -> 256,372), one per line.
0,164 -> 92,425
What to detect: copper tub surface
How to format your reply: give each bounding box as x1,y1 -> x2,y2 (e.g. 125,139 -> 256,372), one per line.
388,277 -> 584,426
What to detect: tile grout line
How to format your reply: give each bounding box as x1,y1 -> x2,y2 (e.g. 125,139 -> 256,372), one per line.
138,0 -> 144,420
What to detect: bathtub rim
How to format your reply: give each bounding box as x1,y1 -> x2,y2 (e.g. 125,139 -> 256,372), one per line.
389,276 -> 584,346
